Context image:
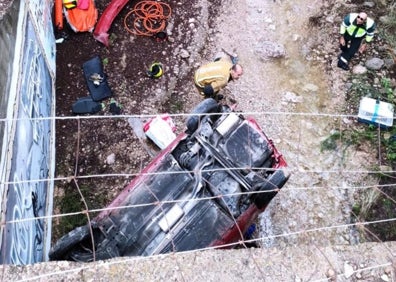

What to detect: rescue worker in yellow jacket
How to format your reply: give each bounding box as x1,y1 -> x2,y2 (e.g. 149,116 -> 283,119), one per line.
337,12 -> 376,70
194,55 -> 243,100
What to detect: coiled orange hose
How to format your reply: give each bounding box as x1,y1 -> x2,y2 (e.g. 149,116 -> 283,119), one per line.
124,1 -> 171,36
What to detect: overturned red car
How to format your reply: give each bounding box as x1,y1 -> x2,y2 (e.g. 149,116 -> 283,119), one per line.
49,99 -> 289,262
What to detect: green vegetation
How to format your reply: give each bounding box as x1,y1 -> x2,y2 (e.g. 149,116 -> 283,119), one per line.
102,57 -> 109,66
53,183 -> 88,237
320,126 -> 378,153
323,72 -> 396,240
321,1 -> 396,242
320,131 -> 341,152
170,100 -> 184,112
109,33 -> 118,46
386,135 -> 396,161
352,203 -> 361,216
379,3 -> 396,47
364,188 -> 396,241
53,180 -> 107,238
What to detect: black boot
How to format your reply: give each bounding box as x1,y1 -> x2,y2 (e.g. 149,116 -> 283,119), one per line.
72,96 -> 105,114
337,59 -> 349,71
216,94 -> 224,101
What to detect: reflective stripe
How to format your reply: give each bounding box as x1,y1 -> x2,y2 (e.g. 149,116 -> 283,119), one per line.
148,63 -> 163,78
340,56 -> 348,63
372,101 -> 380,123
63,0 -> 77,9
153,67 -> 163,78
340,13 -> 376,41
340,25 -> 346,35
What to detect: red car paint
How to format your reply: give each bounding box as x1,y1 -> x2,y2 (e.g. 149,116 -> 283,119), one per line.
93,0 -> 130,46
49,99 -> 290,262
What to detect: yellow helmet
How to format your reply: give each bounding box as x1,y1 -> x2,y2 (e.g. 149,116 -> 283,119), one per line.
63,0 -> 77,9
147,63 -> 163,78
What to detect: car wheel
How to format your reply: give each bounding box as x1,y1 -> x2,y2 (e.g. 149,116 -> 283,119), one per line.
186,98 -> 219,134
49,225 -> 91,260
252,169 -> 289,209
260,155 -> 274,168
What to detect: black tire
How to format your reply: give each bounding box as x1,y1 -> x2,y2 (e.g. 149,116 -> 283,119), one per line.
260,155 -> 274,168
186,98 -> 219,134
49,225 -> 91,260
252,169 -> 289,209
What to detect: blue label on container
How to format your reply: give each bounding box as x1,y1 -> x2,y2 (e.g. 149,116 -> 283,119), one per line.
371,102 -> 380,123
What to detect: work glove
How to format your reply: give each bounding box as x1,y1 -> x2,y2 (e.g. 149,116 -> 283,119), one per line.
216,94 -> 224,101
109,98 -> 122,115
203,85 -> 214,97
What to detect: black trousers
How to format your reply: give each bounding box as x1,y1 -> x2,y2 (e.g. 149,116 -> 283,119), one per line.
339,33 -> 363,62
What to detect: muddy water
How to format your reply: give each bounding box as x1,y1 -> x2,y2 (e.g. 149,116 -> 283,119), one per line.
214,0 -> 378,247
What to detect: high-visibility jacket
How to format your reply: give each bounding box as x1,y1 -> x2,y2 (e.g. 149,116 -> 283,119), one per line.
340,13 -> 376,43
194,57 -> 233,93
64,0 -> 98,32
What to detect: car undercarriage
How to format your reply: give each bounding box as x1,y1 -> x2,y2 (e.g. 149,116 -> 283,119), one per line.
49,99 -> 289,262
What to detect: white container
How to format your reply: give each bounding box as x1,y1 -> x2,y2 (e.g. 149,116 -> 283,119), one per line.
358,97 -> 394,128
143,114 -> 177,149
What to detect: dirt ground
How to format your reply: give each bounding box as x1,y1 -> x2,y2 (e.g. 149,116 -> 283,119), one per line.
0,0 -> 394,279
53,0 -> 222,237
0,0 -> 12,16
53,0 -> 395,248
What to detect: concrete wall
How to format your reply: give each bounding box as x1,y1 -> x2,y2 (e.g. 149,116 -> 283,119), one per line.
0,242 -> 395,281
0,0 -> 56,265
0,0 -> 20,156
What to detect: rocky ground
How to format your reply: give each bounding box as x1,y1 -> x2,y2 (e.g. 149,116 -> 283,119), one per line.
53,0 -> 221,237
0,0 -> 12,17
52,0 -> 395,267
0,0 -> 395,280
2,242 -> 396,281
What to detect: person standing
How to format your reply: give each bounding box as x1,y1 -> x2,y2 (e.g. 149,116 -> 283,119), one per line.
194,55 -> 243,100
337,12 -> 376,70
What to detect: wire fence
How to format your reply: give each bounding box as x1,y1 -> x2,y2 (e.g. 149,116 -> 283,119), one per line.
1,110 -> 395,281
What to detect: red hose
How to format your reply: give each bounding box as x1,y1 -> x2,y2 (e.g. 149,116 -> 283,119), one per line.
54,0 -> 63,30
93,0 -> 130,46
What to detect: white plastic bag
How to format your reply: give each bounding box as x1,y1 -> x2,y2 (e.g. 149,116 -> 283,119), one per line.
143,114 -> 176,149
